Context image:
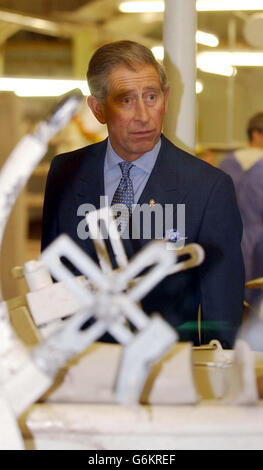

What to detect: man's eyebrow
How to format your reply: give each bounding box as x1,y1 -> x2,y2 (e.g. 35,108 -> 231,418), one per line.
143,87 -> 160,93
114,90 -> 135,98
115,86 -> 160,97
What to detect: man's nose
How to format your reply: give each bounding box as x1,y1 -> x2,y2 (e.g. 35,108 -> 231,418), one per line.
134,99 -> 149,123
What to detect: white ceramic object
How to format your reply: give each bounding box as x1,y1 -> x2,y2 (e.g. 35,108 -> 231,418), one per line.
0,91 -> 83,300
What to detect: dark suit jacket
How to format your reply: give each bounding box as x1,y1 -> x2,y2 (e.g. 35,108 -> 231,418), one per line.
41,135 -> 245,348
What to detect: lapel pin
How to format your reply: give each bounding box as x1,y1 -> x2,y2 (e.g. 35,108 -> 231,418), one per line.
149,199 -> 156,208
165,229 -> 188,243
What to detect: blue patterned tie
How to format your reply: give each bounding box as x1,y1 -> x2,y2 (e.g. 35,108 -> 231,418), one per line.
111,161 -> 134,233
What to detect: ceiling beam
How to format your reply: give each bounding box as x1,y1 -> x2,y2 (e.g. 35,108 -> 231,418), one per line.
57,0 -> 118,23
0,7 -> 95,38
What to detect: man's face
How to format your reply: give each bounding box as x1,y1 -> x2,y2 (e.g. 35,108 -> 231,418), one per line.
88,64 -> 169,161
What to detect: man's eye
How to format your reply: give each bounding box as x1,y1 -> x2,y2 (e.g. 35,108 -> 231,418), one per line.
122,97 -> 132,104
146,94 -> 157,102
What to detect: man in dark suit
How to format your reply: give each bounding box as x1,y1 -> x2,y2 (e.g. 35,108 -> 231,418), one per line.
42,40 -> 244,348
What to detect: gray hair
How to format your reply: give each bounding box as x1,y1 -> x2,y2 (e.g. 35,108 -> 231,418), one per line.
87,40 -> 169,102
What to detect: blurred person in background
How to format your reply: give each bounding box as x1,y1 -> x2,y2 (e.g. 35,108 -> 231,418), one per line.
220,112 -> 263,306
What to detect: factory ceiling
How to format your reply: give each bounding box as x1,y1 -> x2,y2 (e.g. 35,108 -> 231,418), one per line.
0,1 -> 263,77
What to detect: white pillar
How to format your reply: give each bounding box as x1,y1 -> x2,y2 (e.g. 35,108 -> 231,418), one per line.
163,0 -> 196,153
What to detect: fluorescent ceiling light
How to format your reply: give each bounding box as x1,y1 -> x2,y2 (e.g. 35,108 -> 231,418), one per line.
196,31 -> 219,47
119,1 -> 263,13
0,9 -> 59,33
231,52 -> 263,66
198,51 -> 263,67
119,1 -> 164,13
197,52 -> 235,76
196,0 -> 263,12
198,63 -> 236,77
0,78 -> 89,97
0,76 -> 204,96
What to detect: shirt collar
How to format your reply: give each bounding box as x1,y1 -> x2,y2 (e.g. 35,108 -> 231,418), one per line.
105,137 -> 161,174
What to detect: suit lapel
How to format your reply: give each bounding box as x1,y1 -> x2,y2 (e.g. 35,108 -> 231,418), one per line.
75,139 -> 107,211
128,135 -> 189,251
137,135 -> 188,208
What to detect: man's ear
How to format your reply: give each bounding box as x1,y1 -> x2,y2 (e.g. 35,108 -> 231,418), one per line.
87,95 -> 106,124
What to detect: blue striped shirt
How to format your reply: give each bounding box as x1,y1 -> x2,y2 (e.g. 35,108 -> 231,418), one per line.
104,138 -> 161,205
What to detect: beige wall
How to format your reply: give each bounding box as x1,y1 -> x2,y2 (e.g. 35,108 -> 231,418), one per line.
197,69 -> 263,147
72,29 -> 98,79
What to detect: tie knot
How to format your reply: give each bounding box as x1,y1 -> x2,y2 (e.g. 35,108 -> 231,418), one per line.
119,161 -> 133,177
